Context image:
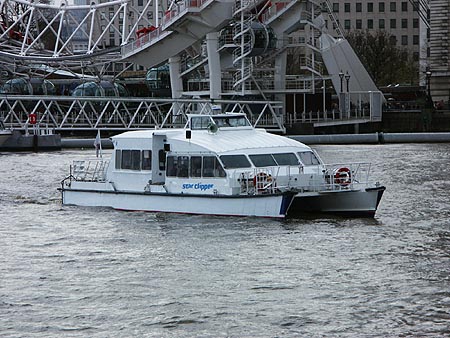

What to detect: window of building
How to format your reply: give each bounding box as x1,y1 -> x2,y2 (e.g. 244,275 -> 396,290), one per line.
413,35 -> 419,45
333,3 -> 339,12
389,35 -> 397,45
344,3 -> 350,12
356,19 -> 362,29
401,35 -> 408,45
413,18 -> 419,28
367,2 -> 373,12
390,2 -> 396,12
400,50 -> 408,61
413,52 -> 419,61
367,19 -> 373,29
379,2 -> 385,12
344,19 -> 351,30
379,18 -> 385,29
401,1 -> 408,11
356,2 -> 362,12
138,0 -> 143,6
390,19 -> 396,29
401,19 -> 408,28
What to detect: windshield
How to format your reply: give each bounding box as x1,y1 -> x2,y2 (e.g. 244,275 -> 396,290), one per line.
212,116 -> 250,127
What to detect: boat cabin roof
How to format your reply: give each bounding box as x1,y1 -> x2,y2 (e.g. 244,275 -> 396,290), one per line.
112,114 -> 311,154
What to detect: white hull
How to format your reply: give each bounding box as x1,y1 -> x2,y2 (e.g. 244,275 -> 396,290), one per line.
61,186 -> 385,219
61,188 -> 293,218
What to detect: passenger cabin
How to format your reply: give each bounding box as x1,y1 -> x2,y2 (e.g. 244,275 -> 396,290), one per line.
108,113 -> 324,195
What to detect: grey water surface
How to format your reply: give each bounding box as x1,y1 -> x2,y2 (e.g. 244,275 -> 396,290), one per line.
1,143 -> 449,337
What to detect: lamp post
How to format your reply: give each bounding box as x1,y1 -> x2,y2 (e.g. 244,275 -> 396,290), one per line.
339,70 -> 344,93
345,71 -> 350,92
425,67 -> 432,98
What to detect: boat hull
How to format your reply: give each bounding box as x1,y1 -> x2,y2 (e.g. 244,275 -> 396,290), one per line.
61,188 -> 295,218
288,186 -> 386,218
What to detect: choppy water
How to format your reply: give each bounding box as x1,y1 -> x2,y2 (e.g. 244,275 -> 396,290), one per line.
1,143 -> 450,337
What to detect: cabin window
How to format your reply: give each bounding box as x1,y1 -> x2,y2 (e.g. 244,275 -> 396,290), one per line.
212,116 -> 250,127
298,151 -> 320,165
203,156 -> 226,178
117,149 -> 151,171
115,150 -> 121,169
191,116 -> 212,130
190,156 -> 202,177
142,150 -> 152,170
177,156 -> 189,178
272,153 -> 299,165
158,150 -> 166,170
131,150 -> 141,170
121,150 -> 132,169
166,156 -> 177,177
167,155 -> 226,178
219,155 -> 251,169
249,154 -> 277,167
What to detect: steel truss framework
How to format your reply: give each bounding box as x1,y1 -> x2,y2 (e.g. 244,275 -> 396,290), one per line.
0,95 -> 285,132
0,0 -> 155,70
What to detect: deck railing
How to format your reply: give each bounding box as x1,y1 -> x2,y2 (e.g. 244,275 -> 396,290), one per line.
231,162 -> 374,195
71,159 -> 110,182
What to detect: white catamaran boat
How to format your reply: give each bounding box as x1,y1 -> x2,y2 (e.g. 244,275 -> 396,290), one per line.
60,113 -> 385,218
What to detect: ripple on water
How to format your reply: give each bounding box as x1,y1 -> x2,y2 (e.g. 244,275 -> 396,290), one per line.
1,146 -> 450,336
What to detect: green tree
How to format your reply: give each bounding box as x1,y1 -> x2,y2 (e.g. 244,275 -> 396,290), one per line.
346,30 -> 419,86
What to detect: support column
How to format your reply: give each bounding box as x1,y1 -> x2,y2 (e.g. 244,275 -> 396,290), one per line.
206,32 -> 222,104
274,35 -> 287,118
169,56 -> 183,116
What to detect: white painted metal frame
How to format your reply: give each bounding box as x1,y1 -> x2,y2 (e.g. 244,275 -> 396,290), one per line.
0,0 -> 154,63
0,95 -> 286,132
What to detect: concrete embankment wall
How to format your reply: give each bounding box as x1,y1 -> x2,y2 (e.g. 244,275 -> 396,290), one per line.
61,132 -> 450,148
290,132 -> 450,144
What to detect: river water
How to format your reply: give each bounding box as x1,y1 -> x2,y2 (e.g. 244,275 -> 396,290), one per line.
1,143 -> 449,337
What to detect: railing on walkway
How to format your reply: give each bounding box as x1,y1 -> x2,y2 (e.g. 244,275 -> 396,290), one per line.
285,91 -> 383,125
121,0 -> 213,57
0,95 -> 286,132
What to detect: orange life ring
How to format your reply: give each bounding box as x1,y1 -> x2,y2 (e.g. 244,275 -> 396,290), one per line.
29,113 -> 37,125
253,172 -> 273,191
334,167 -> 351,186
